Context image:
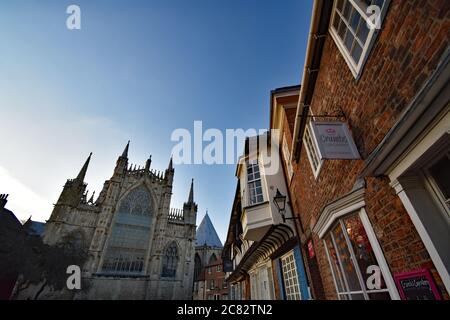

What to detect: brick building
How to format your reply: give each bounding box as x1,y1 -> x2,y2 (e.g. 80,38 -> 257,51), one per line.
199,256 -> 229,300
271,0 -> 449,300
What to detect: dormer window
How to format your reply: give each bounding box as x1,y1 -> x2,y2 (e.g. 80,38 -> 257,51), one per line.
330,0 -> 390,78
247,161 -> 264,205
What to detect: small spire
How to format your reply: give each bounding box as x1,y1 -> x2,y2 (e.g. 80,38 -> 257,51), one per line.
88,191 -> 96,204
121,140 -> 130,158
187,178 -> 194,203
76,153 -> 92,182
145,155 -> 152,171
168,156 -> 173,171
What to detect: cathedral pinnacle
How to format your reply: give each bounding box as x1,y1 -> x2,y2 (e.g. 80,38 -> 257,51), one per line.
76,152 -> 92,182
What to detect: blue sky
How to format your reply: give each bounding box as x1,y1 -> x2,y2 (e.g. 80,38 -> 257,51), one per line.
0,0 -> 313,242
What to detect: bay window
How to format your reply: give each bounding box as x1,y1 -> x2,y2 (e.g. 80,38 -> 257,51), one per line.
247,161 -> 264,205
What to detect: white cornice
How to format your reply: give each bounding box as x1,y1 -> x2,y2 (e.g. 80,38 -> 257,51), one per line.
313,187 -> 366,238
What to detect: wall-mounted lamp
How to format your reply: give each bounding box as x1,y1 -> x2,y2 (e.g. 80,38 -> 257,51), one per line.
273,189 -> 299,223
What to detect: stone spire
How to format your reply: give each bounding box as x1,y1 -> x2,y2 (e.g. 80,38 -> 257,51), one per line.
76,153 -> 92,182
122,140 -> 130,158
168,156 -> 173,171
114,141 -> 130,176
88,191 -> 96,204
188,179 -> 194,204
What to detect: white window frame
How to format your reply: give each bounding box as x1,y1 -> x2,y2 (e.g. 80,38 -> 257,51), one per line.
304,122 -> 324,179
247,160 -> 264,205
329,0 -> 390,79
324,211 -> 392,299
281,251 -> 302,300
313,188 -> 400,299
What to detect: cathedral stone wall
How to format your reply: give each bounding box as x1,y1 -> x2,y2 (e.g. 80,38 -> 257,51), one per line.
17,144 -> 197,300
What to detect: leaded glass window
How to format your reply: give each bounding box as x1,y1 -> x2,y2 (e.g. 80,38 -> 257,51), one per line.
101,186 -> 153,275
162,241 -> 178,278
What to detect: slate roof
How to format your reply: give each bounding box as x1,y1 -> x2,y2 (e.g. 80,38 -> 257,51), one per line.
196,212 -> 222,248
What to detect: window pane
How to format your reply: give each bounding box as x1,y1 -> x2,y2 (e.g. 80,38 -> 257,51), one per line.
357,19 -> 370,44
344,31 -> 355,51
343,0 -> 352,21
338,19 -> 347,38
349,293 -> 366,300
333,15 -> 341,30
429,154 -> 450,200
325,235 -> 346,293
351,43 -> 363,64
332,224 -> 362,292
343,214 -> 388,292
336,0 -> 344,12
350,9 -> 361,32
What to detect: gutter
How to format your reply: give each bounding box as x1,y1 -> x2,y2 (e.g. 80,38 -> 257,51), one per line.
292,0 -> 333,161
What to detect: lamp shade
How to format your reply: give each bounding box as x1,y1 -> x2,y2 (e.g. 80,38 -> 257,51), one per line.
273,188 -> 286,212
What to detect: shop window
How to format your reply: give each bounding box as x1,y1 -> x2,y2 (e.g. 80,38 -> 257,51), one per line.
330,0 -> 390,78
281,252 -> 301,300
324,212 -> 391,300
425,151 -> 450,217
304,124 -> 323,179
247,161 -> 264,205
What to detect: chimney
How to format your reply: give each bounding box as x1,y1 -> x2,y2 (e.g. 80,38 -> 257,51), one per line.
0,194 -> 9,210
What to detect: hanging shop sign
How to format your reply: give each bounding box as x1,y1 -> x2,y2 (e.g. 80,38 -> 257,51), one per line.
310,122 -> 360,160
394,269 -> 442,300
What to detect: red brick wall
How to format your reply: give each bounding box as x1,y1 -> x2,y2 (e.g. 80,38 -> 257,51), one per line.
284,0 -> 450,299
204,262 -> 229,299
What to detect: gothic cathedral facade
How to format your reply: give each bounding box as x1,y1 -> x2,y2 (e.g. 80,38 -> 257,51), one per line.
30,142 -> 197,299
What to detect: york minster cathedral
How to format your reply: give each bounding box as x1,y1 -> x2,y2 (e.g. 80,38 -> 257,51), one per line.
20,142 -> 197,299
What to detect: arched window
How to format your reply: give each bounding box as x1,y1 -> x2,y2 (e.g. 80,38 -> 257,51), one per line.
162,242 -> 178,278
101,186 -> 153,275
209,253 -> 217,265
194,254 -> 202,281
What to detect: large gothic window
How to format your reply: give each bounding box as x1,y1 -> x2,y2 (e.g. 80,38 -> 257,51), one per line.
101,186 -> 153,275
162,242 -> 178,278
194,254 -> 202,281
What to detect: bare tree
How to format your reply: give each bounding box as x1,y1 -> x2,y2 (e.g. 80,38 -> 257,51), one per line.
0,223 -> 89,300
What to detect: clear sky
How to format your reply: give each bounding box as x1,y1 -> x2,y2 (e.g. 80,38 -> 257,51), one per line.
0,0 -> 313,243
